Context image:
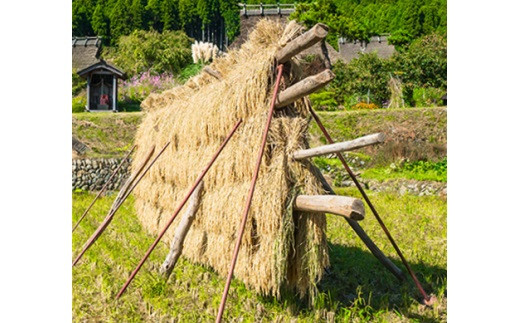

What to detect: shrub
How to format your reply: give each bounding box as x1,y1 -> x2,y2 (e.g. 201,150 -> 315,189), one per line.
412,87 -> 445,107
391,33 -> 447,104
178,63 -> 204,83
119,71 -> 178,104
309,91 -> 338,111
72,95 -> 87,113
104,29 -> 193,77
72,70 -> 86,96
329,53 -> 391,108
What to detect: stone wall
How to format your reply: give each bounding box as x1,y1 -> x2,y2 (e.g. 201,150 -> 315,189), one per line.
72,158 -> 130,191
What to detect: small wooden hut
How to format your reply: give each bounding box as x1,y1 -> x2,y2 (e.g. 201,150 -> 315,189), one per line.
77,60 -> 126,112
72,37 -> 126,112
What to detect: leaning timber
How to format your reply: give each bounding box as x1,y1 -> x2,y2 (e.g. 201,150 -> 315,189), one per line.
275,23 -> 329,63
294,195 -> 364,220
292,133 -> 385,160
275,69 -> 335,108
310,164 -> 406,281
72,145 -> 156,266
160,181 -> 204,279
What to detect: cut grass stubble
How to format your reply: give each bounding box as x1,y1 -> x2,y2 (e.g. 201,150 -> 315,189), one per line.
72,188 -> 446,322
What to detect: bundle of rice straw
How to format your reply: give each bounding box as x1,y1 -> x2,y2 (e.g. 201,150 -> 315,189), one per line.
134,20 -> 329,300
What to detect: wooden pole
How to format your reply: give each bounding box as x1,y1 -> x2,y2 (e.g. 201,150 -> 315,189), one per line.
72,144 -> 136,232
294,195 -> 364,221
86,75 -> 90,111
309,164 -> 405,281
308,99 -> 433,304
215,65 -> 284,323
203,66 -> 223,80
275,23 -> 329,63
72,145 -> 157,266
292,133 -> 385,160
115,119 -> 243,299
160,181 -> 204,279
275,69 -> 335,108
112,76 -> 117,112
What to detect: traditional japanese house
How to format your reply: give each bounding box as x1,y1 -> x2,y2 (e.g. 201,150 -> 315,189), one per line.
77,60 -> 126,112
72,37 -> 126,112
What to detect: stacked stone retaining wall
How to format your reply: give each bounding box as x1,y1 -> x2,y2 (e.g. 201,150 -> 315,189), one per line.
72,158 -> 130,191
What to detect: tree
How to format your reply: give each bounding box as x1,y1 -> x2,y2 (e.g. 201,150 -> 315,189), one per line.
91,1 -> 110,39
145,0 -> 164,31
106,29 -> 193,76
162,0 -> 180,31
72,0 -> 95,36
130,0 -> 146,30
109,0 -> 133,44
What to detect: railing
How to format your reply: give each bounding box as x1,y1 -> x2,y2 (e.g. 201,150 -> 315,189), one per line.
238,3 -> 295,16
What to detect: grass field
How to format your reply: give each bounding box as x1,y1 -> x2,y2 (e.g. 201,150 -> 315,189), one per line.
72,188 -> 446,322
72,108 -> 446,166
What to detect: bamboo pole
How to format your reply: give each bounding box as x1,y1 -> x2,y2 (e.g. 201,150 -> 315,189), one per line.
72,144 -> 136,232
115,119 -> 243,299
72,143 -> 165,266
215,65 -> 284,323
307,98 -> 433,304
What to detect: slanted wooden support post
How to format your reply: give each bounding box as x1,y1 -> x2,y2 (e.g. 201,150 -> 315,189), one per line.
160,181 -> 204,279
294,195 -> 364,220
310,164 -> 406,281
275,23 -> 329,63
72,145 -> 156,266
275,69 -> 335,108
293,133 -> 385,160
203,66 -> 223,80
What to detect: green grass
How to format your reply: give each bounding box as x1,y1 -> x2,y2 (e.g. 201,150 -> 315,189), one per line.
72,108 -> 446,165
72,112 -> 143,158
362,159 -> 447,182
309,107 -> 447,166
73,189 -> 446,322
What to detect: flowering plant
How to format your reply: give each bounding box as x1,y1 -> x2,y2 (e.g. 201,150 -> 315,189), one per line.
119,71 -> 178,103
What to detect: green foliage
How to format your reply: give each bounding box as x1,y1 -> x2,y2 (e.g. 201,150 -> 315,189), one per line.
309,91 -> 338,111
72,0 -> 94,36
362,158 -> 447,182
178,63 -> 204,83
391,33 -> 447,104
329,53 -> 391,108
291,0 -> 447,47
413,87 -> 446,107
72,70 -> 87,96
72,0 -> 241,45
109,0 -> 134,43
91,1 -> 109,38
72,95 -> 87,113
106,29 -> 193,76
310,32 -> 446,110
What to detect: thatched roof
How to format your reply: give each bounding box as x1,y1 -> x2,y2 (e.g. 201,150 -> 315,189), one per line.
72,37 -> 101,71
